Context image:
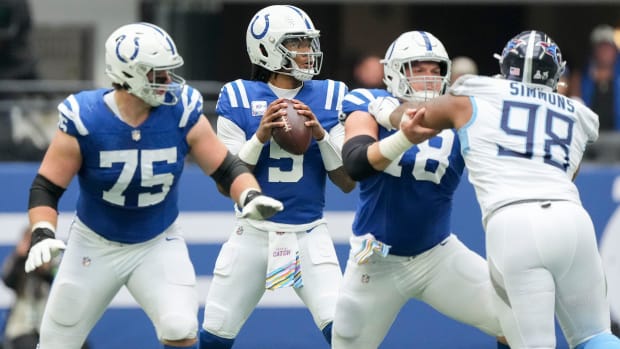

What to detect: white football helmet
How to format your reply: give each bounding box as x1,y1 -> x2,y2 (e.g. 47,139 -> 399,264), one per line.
246,5 -> 322,81
382,31 -> 452,102
105,22 -> 185,107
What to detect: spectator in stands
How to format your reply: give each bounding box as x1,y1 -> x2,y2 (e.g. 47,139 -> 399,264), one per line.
572,24 -> 620,131
0,0 -> 37,79
1,227 -> 90,349
0,0 -> 45,162
451,56 -> 478,84
351,54 -> 384,89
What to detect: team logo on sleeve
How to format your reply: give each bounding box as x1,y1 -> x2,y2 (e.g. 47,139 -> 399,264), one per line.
251,101 -> 268,117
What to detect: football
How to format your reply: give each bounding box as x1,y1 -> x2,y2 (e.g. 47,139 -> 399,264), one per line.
271,99 -> 312,155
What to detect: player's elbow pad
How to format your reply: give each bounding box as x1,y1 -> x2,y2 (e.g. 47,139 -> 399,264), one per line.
342,135 -> 380,181
28,174 -> 66,211
210,152 -> 251,196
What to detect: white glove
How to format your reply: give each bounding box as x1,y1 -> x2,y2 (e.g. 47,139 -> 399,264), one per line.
367,96 -> 400,130
25,227 -> 66,273
239,189 -> 284,220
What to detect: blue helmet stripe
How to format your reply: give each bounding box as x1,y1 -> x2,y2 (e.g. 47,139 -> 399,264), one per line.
287,5 -> 312,29
419,31 -> 433,51
138,22 -> 176,54
385,42 -> 396,60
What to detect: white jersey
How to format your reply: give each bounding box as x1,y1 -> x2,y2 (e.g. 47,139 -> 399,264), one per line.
451,75 -> 599,224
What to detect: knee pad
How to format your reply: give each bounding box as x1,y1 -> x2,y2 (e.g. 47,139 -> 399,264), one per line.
576,333 -> 620,349
159,313 -> 198,341
332,295 -> 363,340
202,302 -> 240,338
199,328 -> 235,349
48,281 -> 87,326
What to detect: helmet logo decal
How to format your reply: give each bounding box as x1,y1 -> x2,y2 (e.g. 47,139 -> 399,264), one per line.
250,14 -> 270,39
533,70 -> 548,80
115,35 -> 140,63
537,41 -> 560,64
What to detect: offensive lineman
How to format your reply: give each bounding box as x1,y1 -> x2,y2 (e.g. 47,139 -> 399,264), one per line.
333,30 -> 508,349
24,22 -> 282,349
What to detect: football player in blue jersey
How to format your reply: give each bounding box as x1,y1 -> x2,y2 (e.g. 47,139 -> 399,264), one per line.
24,22 -> 283,349
333,31 -> 509,349
198,5 -> 355,349
407,30 -> 620,349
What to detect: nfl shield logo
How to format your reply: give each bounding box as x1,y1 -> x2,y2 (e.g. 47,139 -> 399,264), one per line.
132,129 -> 141,141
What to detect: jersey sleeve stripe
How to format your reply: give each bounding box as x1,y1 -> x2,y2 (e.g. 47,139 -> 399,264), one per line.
357,88 -> 375,102
343,93 -> 365,106
336,81 -> 346,111
234,79 -> 250,109
58,95 -> 89,136
179,86 -> 201,128
224,83 -> 238,108
324,79 -> 335,110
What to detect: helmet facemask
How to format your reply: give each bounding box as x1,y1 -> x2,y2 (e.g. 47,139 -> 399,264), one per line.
277,34 -> 323,81
129,63 -> 185,107
382,31 -> 452,102
386,58 -> 450,102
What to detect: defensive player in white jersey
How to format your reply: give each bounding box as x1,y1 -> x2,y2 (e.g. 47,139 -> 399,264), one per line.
24,22 -> 283,349
333,31 -> 508,349
199,5 -> 355,349
406,30 -> 620,349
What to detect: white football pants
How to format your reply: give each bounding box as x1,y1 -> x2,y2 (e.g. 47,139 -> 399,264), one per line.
201,220 -> 342,338
39,218 -> 198,349
486,200 -> 611,349
332,233 -> 503,349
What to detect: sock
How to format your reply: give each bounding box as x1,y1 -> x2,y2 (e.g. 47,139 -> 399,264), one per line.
497,341 -> 510,349
321,322 -> 333,345
164,343 -> 197,349
575,333 -> 620,349
199,328 -> 235,349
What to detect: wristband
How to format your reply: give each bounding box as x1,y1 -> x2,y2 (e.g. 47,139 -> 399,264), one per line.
378,130 -> 413,161
32,221 -> 55,233
239,187 -> 262,208
30,222 -> 56,248
237,134 -> 264,165
317,132 -> 343,171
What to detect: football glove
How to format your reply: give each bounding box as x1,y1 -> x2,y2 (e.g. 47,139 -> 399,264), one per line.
25,226 -> 66,273
367,96 -> 400,131
240,189 -> 284,220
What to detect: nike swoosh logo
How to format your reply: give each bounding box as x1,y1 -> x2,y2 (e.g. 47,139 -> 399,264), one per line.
165,237 -> 180,241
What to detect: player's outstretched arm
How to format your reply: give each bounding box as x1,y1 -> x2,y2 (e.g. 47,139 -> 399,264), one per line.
189,116 -> 283,220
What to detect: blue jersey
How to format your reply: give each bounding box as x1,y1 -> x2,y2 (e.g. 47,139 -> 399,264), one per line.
216,79 -> 347,224
342,88 -> 464,256
57,86 -> 204,243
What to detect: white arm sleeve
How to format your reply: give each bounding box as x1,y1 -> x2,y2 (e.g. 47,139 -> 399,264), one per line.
318,123 -> 345,171
217,117 -> 249,154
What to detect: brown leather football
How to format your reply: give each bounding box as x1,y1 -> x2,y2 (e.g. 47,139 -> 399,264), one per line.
271,99 -> 312,155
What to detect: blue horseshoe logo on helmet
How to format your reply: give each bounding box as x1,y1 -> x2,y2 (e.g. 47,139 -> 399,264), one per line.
115,34 -> 140,63
250,14 -> 270,40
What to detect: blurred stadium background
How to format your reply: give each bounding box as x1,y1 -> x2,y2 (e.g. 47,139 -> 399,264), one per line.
1,0 -> 620,348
